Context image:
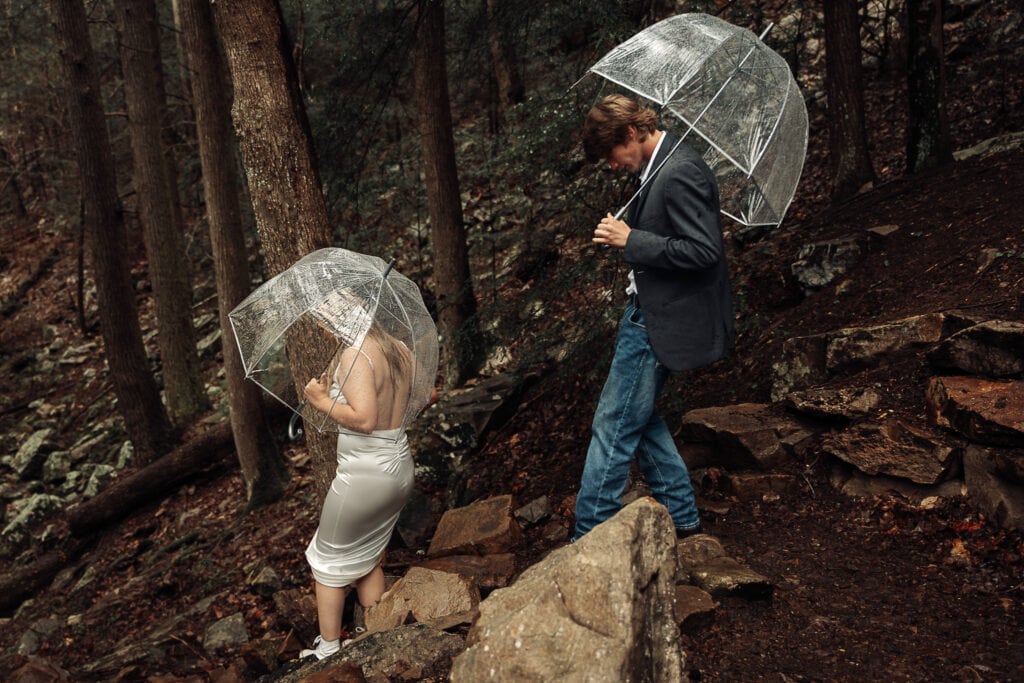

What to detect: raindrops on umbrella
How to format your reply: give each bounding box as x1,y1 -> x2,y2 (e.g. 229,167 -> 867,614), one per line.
578,13 -> 809,228
228,248 -> 438,440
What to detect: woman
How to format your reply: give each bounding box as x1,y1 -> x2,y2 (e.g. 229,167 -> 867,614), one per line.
299,322 -> 415,660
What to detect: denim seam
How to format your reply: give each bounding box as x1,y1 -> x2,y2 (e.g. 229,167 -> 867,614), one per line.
592,340 -> 655,513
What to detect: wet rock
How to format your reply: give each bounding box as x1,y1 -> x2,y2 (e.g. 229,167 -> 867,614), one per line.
771,334 -> 829,401
790,236 -> 864,294
821,419 -> 959,485
866,224 -> 900,238
281,624 -> 464,683
514,495 -> 552,526
1,494 -> 63,558
825,313 -> 961,373
926,376 -> 1024,447
238,635 -> 283,678
40,451 -> 71,484
204,613 -> 249,652
12,429 -> 57,481
273,589 -> 319,645
678,403 -> 803,470
414,553 -> 517,591
963,445 -> 1024,530
785,386 -> 881,421
427,494 -> 522,558
724,473 -> 798,500
365,567 -> 480,633
927,320 -> 1024,377
247,565 -> 282,597
295,661 -> 366,682
428,374 -> 534,445
676,534 -> 728,580
675,585 -> 717,632
81,464 -> 116,498
7,656 -> 71,683
770,312 -> 977,399
832,464 -> 966,504
689,556 -> 773,599
17,616 -> 62,655
452,498 -> 682,682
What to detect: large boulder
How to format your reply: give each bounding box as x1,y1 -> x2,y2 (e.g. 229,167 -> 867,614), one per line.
963,446 -> 1024,530
926,376 -> 1024,447
820,419 -> 958,485
678,403 -> 804,470
770,312 -> 977,400
927,320 -> 1024,377
364,567 -> 480,633
427,494 -> 521,558
450,498 -> 682,682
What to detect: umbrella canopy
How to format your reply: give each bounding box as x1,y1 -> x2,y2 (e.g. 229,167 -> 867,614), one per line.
585,13 -> 808,228
228,247 -> 438,438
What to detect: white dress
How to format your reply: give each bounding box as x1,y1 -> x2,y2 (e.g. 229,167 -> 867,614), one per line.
304,352 -> 414,587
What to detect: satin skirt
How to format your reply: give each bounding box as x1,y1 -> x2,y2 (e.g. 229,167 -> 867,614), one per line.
305,427 -> 413,587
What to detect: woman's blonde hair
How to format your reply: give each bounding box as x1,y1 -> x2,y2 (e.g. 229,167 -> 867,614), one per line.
582,94 -> 658,163
327,321 -> 410,395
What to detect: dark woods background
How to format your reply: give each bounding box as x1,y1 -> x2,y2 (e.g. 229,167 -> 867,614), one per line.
2,0 -> 1022,535
3,1 -> 1024,679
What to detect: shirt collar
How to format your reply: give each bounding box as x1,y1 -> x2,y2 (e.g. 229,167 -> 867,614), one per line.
639,130 -> 666,184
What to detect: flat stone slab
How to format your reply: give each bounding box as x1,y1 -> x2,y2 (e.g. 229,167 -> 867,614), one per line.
927,320 -> 1024,377
689,556 -> 773,599
414,553 -> 517,591
820,418 -> 958,485
926,376 -> 1024,447
365,567 -> 480,634
427,494 -> 522,558
675,585 -> 717,632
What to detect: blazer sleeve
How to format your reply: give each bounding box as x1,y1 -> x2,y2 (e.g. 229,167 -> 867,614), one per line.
623,158 -> 723,271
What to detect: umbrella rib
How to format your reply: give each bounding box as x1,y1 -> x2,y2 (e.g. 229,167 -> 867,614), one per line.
616,24 -> 773,219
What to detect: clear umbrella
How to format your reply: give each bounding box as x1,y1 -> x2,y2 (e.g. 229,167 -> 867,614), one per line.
228,247 -> 438,439
580,13 -> 808,228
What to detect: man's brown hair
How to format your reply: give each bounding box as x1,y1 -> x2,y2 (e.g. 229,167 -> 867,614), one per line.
581,94 -> 659,164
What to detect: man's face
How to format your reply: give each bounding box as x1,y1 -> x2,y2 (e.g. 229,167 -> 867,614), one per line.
605,127 -> 644,173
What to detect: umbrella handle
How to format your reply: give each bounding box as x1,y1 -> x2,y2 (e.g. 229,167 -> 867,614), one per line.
288,405 -> 305,441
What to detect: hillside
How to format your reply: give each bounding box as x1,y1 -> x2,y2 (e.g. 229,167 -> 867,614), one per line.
2,3 -> 1024,681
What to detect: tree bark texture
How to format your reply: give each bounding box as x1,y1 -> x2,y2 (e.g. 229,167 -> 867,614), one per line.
113,0 -> 210,428
823,0 -> 876,202
178,0 -> 288,508
48,0 -> 174,463
414,0 -> 483,389
906,0 -> 953,173
212,0 -> 337,497
485,0 -> 524,128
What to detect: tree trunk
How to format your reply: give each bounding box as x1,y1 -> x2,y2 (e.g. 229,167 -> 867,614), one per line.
48,0 -> 174,463
906,0 -> 952,173
485,0 -> 524,130
113,0 -> 210,428
414,0 -> 483,389
212,0 -> 337,497
178,0 -> 289,509
823,0 -> 876,202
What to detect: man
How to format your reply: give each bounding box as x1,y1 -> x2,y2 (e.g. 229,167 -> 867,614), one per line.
572,94 -> 735,542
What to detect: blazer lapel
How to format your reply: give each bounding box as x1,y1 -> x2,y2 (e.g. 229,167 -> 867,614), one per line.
630,131 -> 678,226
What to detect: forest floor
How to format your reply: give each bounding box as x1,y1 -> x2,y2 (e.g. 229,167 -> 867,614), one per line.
3,5 -> 1024,682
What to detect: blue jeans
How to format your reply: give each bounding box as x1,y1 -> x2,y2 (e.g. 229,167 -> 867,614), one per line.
572,301 -> 700,540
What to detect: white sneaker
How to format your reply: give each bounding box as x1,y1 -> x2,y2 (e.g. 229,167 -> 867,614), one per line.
300,635 -> 340,660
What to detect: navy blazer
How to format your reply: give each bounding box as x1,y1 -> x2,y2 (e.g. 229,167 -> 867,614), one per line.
622,132 -> 735,372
